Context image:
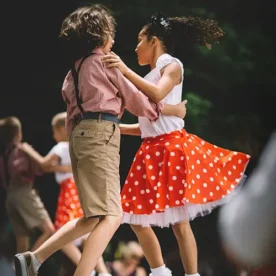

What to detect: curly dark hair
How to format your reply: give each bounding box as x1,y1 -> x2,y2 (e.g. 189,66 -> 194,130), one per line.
59,4 -> 116,62
142,13 -> 224,63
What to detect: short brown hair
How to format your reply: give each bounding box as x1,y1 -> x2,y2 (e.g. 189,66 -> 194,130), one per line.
51,112 -> 67,129
59,4 -> 116,61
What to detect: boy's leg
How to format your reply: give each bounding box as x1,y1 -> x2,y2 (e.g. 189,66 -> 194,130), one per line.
74,215 -> 121,276
171,221 -> 198,275
31,218 -> 55,251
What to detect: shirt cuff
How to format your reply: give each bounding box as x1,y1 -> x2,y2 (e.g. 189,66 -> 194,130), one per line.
150,102 -> 164,122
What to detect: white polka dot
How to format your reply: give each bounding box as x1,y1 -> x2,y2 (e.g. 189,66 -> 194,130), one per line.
188,185 -> 191,189
196,174 -> 200,179
169,186 -> 173,191
227,190 -> 230,194
165,205 -> 169,209
143,174 -> 146,179
140,190 -> 145,194
192,194 -> 195,199
197,189 -> 200,193
148,165 -> 153,170
203,198 -> 207,202
207,149 -> 212,154
179,190 -> 183,194
166,194 -> 169,199
132,196 -> 136,200
175,200 -> 180,205
155,204 -> 159,208
214,145 -> 218,148
158,162 -> 162,167
151,176 -> 155,180
130,211 -> 133,214
146,146 -> 149,149
137,166 -> 141,170
224,176 -> 228,181
216,186 -> 220,190
146,189 -> 150,193
159,171 -> 162,176
188,139 -> 192,143
188,170 -> 191,174
228,157 -> 232,161
149,199 -> 153,204
146,155 -> 151,159
196,146 -> 199,151
157,182 -> 161,187
160,138 -> 164,141
210,192 -> 213,196
170,152 -> 175,156
172,176 -> 177,181
203,154 -> 207,159
228,171 -> 232,175
176,166 -> 180,170
123,195 -> 126,199
233,152 -> 237,155
220,152 -> 224,156
125,203 -> 129,207
152,210 -> 156,214
209,163 -> 214,167
186,156 -> 190,160
246,155 -> 250,159
191,165 -> 195,170
175,144 -> 180,148
220,181 -> 224,185
184,143 -> 188,147
128,188 -> 132,192
134,181 -> 139,186
180,156 -> 185,160
154,186 -> 158,190
231,184 -> 235,189
191,150 -> 195,155
168,162 -> 171,166
156,193 -> 160,198
203,168 -> 207,173
235,178 -> 240,183
196,160 -> 200,164
139,150 -> 142,155
130,173 -> 133,177
138,205 -> 142,209
203,183 -> 208,188
201,141 -> 205,145
238,159 -> 242,164
233,165 -> 236,170
192,179 -> 195,184
165,142 -> 170,146
186,199 -> 190,203
217,168 -> 221,173
156,151 -> 160,156
210,177 -> 214,182
184,183 -> 188,187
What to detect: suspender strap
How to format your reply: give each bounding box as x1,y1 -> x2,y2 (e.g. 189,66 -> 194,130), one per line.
71,54 -> 94,113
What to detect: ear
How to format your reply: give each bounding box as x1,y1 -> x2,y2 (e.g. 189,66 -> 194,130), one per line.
151,36 -> 159,47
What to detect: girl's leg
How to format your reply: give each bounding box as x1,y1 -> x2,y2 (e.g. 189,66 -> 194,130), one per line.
130,225 -> 164,268
61,242 -> 82,266
16,234 -> 30,253
31,218 -> 55,251
171,221 -> 198,275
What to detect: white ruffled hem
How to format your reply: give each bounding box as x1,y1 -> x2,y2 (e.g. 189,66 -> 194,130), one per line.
122,175 -> 246,228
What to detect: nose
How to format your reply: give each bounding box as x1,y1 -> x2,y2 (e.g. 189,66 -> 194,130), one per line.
112,39 -> 115,45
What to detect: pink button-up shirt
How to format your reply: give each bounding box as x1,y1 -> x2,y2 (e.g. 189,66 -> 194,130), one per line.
0,145 -> 41,190
62,48 -> 162,134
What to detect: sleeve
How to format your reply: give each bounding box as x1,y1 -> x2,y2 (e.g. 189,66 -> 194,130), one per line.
156,54 -> 184,80
104,64 -> 163,121
48,143 -> 65,159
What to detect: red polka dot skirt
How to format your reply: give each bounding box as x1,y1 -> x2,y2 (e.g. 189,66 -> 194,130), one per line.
54,177 -> 84,230
121,129 -> 250,227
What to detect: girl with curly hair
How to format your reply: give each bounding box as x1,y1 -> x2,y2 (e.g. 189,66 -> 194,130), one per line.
103,13 -> 251,276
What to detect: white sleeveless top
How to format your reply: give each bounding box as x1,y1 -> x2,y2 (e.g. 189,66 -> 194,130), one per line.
139,54 -> 185,138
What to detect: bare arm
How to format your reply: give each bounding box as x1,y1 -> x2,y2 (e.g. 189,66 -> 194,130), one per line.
102,52 -> 182,103
18,143 -> 70,173
162,100 -> 187,119
119,123 -> 141,136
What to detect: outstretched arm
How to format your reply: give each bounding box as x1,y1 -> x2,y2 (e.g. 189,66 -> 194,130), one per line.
102,52 -> 182,103
18,143 -> 70,173
119,123 -> 141,136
